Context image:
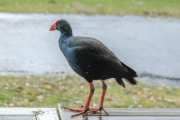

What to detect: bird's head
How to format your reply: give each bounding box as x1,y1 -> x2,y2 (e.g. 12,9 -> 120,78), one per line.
49,19 -> 72,36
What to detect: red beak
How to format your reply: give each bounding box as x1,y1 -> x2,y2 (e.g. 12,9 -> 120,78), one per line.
49,21 -> 57,31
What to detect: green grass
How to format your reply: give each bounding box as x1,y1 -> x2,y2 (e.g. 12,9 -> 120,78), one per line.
0,74 -> 180,108
0,0 -> 180,16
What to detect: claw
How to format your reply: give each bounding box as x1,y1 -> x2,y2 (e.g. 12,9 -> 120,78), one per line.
101,108 -> 109,115
64,106 -> 90,117
64,106 -> 109,117
71,109 -> 89,117
89,107 -> 109,116
64,106 -> 85,112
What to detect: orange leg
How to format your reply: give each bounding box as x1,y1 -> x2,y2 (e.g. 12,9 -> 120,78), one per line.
64,82 -> 95,117
91,81 -> 109,115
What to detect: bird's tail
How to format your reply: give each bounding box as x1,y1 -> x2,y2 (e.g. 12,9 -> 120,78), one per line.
115,78 -> 126,88
121,62 -> 137,77
115,77 -> 137,88
115,62 -> 138,88
125,77 -> 137,85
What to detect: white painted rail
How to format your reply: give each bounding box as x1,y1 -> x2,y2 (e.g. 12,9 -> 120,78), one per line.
0,108 -> 59,120
58,104 -> 180,120
0,106 -> 180,120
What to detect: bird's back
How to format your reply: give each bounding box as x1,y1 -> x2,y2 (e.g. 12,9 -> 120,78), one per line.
65,37 -> 137,84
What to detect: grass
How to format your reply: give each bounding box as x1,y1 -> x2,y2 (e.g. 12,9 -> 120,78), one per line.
0,74 -> 180,108
0,0 -> 180,16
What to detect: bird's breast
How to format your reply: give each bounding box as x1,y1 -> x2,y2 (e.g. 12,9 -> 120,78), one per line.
58,38 -> 83,75
61,46 -> 82,73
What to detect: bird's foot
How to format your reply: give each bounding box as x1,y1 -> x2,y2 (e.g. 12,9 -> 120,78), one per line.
89,107 -> 109,116
64,106 -> 109,117
64,106 -> 90,117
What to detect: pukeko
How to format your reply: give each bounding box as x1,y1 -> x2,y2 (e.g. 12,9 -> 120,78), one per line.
50,19 -> 137,116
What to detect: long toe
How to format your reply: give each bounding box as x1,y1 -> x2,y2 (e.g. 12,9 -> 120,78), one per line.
89,107 -> 109,116
64,106 -> 90,117
71,109 -> 89,117
101,107 -> 109,116
64,106 -> 86,112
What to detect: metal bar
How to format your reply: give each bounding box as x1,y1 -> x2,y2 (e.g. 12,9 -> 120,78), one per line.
102,108 -> 180,116
57,105 -> 180,120
56,104 -> 63,120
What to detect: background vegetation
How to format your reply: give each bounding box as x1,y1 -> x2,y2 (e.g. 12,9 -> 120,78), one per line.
0,75 -> 179,108
0,0 -> 180,16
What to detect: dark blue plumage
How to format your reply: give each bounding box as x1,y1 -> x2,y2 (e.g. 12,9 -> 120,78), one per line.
50,19 -> 137,116
54,19 -> 137,87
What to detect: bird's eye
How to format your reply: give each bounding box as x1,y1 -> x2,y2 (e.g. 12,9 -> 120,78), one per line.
56,23 -> 61,29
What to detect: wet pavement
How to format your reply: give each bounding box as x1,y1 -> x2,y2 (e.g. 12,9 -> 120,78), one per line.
0,13 -> 180,81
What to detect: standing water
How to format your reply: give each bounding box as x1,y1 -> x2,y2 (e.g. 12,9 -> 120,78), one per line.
0,13 -> 180,85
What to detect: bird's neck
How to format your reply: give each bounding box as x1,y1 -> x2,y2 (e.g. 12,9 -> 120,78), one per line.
59,26 -> 73,50
59,33 -> 72,50
60,33 -> 72,43
61,32 -> 72,38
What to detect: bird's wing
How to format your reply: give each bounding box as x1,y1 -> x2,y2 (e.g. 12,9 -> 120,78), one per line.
71,37 -> 136,76
71,37 -> 117,58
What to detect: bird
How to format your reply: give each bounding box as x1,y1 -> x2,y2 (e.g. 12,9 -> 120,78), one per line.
49,19 -> 137,117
